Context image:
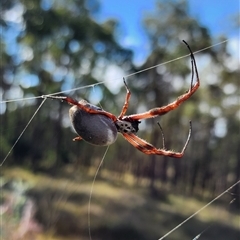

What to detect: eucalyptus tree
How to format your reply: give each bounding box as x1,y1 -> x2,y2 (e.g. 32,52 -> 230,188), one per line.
1,0 -> 133,169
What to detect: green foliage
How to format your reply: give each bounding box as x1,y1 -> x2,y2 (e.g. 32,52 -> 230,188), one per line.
1,0 -> 133,170
1,177 -> 42,239
127,0 -> 239,200
1,1 -> 239,238
1,168 -> 240,239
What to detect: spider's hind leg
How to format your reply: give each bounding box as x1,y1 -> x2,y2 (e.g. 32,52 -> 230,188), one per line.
156,120 -> 192,155
181,120 -> 192,154
157,122 -> 166,149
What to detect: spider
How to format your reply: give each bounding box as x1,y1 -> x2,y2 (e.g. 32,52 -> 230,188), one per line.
43,41 -> 199,158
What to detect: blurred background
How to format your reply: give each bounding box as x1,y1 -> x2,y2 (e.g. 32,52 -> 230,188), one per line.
1,0 -> 239,239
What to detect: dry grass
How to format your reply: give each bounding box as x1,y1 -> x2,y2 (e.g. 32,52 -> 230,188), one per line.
1,166 -> 240,240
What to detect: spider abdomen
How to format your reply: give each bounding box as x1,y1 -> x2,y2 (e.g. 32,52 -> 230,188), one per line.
69,101 -> 118,146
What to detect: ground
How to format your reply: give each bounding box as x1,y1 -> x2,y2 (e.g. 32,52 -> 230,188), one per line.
1,166 -> 240,240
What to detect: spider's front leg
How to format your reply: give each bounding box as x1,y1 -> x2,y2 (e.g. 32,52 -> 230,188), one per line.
124,41 -> 200,121
118,78 -> 131,119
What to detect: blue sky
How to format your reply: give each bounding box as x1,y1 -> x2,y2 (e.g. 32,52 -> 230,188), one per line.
1,0 -> 239,101
93,0 -> 239,64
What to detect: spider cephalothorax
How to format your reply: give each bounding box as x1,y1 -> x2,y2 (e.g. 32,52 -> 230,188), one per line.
115,119 -> 141,134
43,41 -> 199,158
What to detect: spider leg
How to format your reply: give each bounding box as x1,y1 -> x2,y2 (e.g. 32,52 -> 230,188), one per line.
43,95 -> 80,105
182,40 -> 198,90
124,41 -> 199,121
122,132 -> 158,154
43,95 -> 118,121
118,78 -> 131,119
122,121 -> 192,158
157,122 -> 166,149
73,136 -> 83,141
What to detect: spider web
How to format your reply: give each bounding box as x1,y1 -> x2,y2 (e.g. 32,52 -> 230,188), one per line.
1,39 -> 239,240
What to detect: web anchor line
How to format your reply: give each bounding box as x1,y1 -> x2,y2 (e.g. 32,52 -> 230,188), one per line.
0,39 -> 229,104
0,98 -> 47,166
158,179 -> 240,240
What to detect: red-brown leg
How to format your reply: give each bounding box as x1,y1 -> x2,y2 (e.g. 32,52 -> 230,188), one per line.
73,136 -> 83,141
122,133 -> 157,154
124,41 -> 199,121
122,121 -> 192,158
118,78 -> 131,119
43,95 -> 118,121
125,81 -> 199,120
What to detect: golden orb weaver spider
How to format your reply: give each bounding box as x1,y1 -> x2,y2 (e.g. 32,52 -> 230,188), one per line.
43,40 -> 199,158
